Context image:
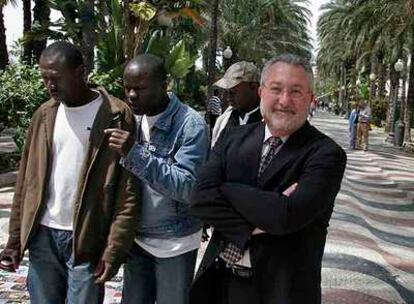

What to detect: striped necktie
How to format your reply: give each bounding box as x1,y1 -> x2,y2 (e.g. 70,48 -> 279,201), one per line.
257,137 -> 283,178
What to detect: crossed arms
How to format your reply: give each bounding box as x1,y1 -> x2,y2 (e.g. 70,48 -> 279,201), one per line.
190,138 -> 347,247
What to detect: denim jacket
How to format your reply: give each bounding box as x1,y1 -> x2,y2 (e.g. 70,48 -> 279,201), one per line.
122,93 -> 209,238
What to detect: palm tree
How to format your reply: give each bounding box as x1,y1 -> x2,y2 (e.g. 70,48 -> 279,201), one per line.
317,1 -> 356,115
317,0 -> 414,142
79,0 -> 96,74
32,0 -> 50,62
22,0 -> 32,63
220,0 -> 312,64
206,0 -> 219,97
0,0 -> 16,70
0,4 -> 7,69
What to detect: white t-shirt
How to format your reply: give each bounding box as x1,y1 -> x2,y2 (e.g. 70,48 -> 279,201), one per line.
135,112 -> 202,258
40,93 -> 103,230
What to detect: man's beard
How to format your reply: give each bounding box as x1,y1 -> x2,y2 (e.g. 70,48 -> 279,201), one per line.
260,104 -> 307,136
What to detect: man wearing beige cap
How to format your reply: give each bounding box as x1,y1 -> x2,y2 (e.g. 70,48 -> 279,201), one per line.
211,61 -> 262,147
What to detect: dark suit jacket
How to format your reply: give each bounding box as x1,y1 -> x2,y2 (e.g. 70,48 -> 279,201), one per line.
190,121 -> 347,304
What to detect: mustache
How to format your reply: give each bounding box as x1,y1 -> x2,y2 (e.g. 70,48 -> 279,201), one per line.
273,108 -> 295,114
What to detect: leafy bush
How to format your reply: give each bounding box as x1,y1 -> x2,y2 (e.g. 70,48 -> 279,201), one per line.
0,63 -> 48,151
371,97 -> 388,127
89,69 -> 124,99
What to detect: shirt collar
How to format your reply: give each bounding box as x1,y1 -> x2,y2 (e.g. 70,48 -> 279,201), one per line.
264,124 -> 289,143
152,92 -> 180,131
239,106 -> 260,125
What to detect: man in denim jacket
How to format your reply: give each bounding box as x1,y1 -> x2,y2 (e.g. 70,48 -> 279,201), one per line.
105,54 -> 209,304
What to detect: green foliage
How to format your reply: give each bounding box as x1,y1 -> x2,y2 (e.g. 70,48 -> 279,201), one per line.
166,40 -> 198,79
219,0 -> 312,63
0,63 -> 48,151
370,97 -> 388,127
0,153 -> 19,174
145,30 -> 198,93
96,0 -> 125,72
89,69 -> 124,99
179,69 -> 206,111
130,2 -> 157,21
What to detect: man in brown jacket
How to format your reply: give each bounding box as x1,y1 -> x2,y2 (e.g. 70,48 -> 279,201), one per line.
0,41 -> 139,304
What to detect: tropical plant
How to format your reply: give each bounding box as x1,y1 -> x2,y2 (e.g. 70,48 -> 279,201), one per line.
145,30 -> 198,93
0,63 -> 48,149
124,0 -> 205,60
89,69 -> 124,98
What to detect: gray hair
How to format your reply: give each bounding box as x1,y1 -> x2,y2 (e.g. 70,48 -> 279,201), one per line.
260,54 -> 314,90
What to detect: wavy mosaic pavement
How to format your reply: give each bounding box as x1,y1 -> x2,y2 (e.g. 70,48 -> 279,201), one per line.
313,111 -> 414,304
0,110 -> 413,303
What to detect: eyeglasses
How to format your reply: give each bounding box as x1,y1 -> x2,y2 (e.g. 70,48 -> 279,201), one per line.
261,83 -> 310,99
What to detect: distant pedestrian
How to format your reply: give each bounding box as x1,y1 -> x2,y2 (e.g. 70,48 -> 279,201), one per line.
357,101 -> 371,151
348,101 -> 359,149
206,90 -> 223,132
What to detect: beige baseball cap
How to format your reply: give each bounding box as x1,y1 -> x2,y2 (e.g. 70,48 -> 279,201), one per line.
214,61 -> 260,89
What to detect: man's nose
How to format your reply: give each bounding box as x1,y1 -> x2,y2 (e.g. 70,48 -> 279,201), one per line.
127,89 -> 138,99
278,90 -> 292,106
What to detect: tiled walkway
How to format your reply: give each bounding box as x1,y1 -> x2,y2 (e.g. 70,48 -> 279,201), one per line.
0,110 -> 413,303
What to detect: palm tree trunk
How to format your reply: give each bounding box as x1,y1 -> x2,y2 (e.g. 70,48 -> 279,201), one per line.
338,64 -> 344,113
405,48 -> 414,141
123,0 -> 133,60
0,5 -> 8,70
207,0 -> 219,100
386,65 -> 398,133
79,0 -> 96,76
32,0 -> 50,63
340,63 -> 348,115
23,0 -> 33,63
377,53 -> 386,99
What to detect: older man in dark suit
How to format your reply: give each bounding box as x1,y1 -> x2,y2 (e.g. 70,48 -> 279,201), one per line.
190,54 -> 347,304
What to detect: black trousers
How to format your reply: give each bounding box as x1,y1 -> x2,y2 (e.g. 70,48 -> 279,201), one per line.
206,259 -> 259,304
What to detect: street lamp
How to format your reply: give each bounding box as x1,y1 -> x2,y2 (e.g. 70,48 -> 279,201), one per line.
394,59 -> 404,72
223,46 -> 233,59
223,46 -> 233,70
369,73 -> 376,103
394,59 -> 405,146
386,59 -> 405,145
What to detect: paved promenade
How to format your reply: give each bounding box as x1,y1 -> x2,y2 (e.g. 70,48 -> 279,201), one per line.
0,110 -> 413,303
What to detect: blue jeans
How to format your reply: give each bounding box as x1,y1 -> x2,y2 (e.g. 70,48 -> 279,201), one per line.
349,124 -> 358,149
27,225 -> 104,304
122,243 -> 197,304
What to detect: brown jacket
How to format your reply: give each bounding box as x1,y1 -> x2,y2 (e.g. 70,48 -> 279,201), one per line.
6,88 -> 139,268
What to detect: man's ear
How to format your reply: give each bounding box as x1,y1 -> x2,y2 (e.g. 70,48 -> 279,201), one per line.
258,85 -> 263,98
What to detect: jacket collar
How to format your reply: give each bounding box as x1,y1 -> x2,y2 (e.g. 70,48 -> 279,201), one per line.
41,87 -> 122,152
152,92 -> 180,132
258,121 -> 314,186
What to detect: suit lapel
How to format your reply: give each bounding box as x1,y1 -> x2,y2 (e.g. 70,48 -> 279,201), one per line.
258,121 -> 313,187
239,123 -> 264,185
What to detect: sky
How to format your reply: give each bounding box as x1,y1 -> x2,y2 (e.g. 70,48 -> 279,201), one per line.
3,0 -> 330,54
